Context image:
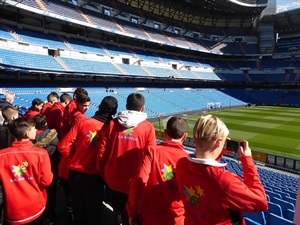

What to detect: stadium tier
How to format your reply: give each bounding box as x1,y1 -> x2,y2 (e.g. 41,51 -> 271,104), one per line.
0,0 -> 299,224
5,87 -> 246,118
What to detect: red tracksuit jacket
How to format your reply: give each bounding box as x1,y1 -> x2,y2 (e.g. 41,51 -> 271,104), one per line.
176,155 -> 268,225
62,100 -> 76,136
47,102 -> 65,139
23,107 -> 40,119
97,111 -> 156,194
41,102 -> 53,118
59,118 -> 106,174
0,141 -> 53,225
127,140 -> 187,225
58,109 -> 86,179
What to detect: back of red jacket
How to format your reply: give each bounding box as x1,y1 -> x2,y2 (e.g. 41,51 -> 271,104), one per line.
59,118 -> 106,174
47,102 -> 64,139
41,102 -> 53,118
97,115 -> 156,194
176,156 -> 267,225
0,141 -> 53,224
62,100 -> 76,136
127,140 -> 187,225
23,108 -> 40,119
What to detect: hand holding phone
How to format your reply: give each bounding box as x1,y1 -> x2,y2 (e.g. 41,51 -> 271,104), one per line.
224,139 -> 240,153
239,140 -> 252,157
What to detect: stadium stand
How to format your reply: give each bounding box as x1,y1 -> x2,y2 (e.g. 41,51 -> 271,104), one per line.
0,0 -> 299,224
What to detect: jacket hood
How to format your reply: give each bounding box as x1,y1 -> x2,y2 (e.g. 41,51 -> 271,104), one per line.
35,129 -> 58,155
117,110 -> 147,128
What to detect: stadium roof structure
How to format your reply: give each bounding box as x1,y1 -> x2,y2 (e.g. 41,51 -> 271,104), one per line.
273,8 -> 300,35
91,0 -> 268,27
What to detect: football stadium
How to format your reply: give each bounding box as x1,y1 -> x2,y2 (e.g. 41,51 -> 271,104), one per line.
0,0 -> 299,224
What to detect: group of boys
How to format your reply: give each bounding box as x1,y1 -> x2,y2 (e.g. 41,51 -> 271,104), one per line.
0,88 -> 267,225
0,88 -> 193,225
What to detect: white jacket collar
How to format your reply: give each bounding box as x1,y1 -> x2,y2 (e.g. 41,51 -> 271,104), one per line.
187,154 -> 227,167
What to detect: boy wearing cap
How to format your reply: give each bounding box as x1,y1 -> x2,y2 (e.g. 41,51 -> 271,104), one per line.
126,116 -> 188,225
0,118 -> 53,225
59,96 -> 118,225
97,93 -> 156,225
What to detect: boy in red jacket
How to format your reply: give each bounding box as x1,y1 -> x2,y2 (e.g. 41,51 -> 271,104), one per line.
0,118 -> 53,225
127,116 -> 188,225
97,93 -> 156,225
58,92 -> 90,224
62,87 -> 88,136
176,115 -> 268,225
59,96 -> 118,225
41,92 -> 59,118
47,93 -> 72,139
23,98 -> 44,119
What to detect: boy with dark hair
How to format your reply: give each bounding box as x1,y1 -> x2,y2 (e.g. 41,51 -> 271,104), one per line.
59,91 -> 90,224
47,93 -> 72,139
33,114 -> 59,225
0,118 -> 53,225
59,96 -> 118,225
126,116 -> 188,225
59,92 -> 90,181
97,92 -> 156,225
126,93 -> 145,111
41,92 -> 59,117
70,93 -> 91,127
33,114 -> 58,155
62,87 -> 88,136
23,98 -> 44,119
0,105 -> 19,225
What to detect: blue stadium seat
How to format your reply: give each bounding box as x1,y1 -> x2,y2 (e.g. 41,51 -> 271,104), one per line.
243,212 -> 266,225
244,217 -> 262,225
264,201 -> 283,218
271,197 -> 295,217
266,190 -> 282,201
283,196 -> 296,206
273,190 -> 290,198
283,190 -> 297,199
284,209 -> 295,221
264,187 -> 273,192
267,213 -> 294,225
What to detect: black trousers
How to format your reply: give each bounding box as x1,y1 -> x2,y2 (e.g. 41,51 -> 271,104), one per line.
107,187 -> 129,225
45,151 -> 60,221
69,170 -> 104,225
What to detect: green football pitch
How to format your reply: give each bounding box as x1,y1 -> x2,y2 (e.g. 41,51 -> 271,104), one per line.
154,106 -> 300,160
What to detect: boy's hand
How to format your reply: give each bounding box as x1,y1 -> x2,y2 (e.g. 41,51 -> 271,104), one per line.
239,140 -> 252,157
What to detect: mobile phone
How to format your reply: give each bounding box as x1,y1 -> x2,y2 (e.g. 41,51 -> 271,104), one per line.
225,139 -> 240,153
